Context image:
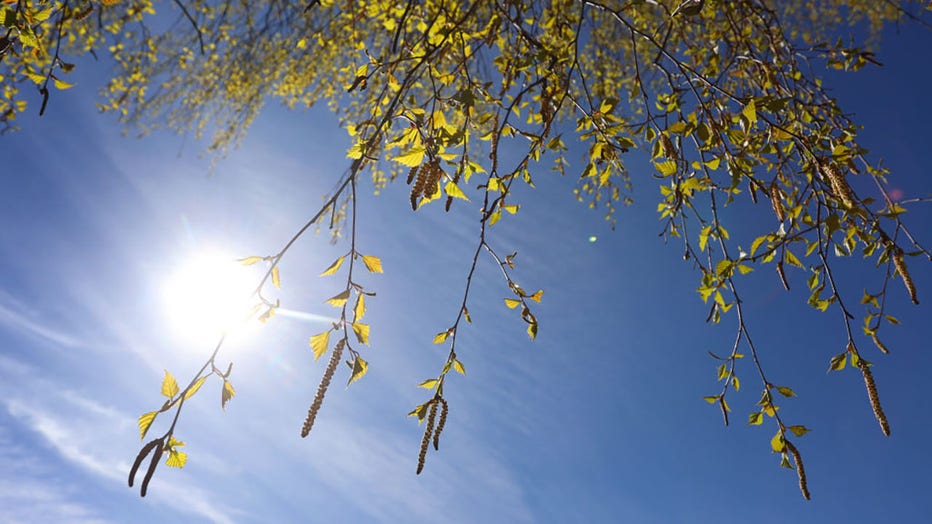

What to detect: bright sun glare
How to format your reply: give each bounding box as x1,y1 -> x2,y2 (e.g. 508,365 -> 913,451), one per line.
161,252 -> 261,342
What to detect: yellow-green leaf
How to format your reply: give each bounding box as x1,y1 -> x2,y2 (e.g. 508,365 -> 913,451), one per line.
184,376 -> 208,400
771,431 -> 786,453
788,425 -> 811,437
528,290 -> 544,303
361,255 -> 383,273
310,331 -> 330,361
748,412 -> 763,425
138,411 -> 158,440
504,298 -> 521,309
453,359 -> 466,375
271,266 -> 281,288
325,289 -> 350,307
351,322 -> 370,345
165,449 -> 188,468
418,378 -> 438,389
444,181 -> 470,201
433,330 -> 449,344
527,321 -> 538,340
742,99 -> 757,125
353,294 -> 366,322
52,77 -> 74,90
347,357 -> 368,386
222,380 -> 236,410
654,160 -> 678,176
320,256 -> 345,276
408,402 -> 429,421
393,146 -> 426,167
161,370 -> 179,398
238,256 -> 263,265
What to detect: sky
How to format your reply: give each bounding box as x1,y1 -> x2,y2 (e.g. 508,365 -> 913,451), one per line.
1,13 -> 931,524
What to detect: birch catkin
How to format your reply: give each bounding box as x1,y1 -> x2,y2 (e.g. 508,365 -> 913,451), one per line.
892,248 -> 919,304
821,162 -> 855,208
858,358 -> 890,436
784,440 -> 810,500
301,338 -> 345,437
769,182 -> 785,222
417,400 -> 438,474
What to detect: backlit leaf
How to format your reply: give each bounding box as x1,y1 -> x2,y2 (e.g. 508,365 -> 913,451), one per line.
433,330 -> 449,344
748,412 -> 763,425
528,290 -> 544,303
239,256 -> 263,265
310,331 -> 330,361
393,147 -> 426,167
418,378 -> 439,389
788,425 -> 811,437
184,376 -> 208,400
444,181 -> 470,201
453,359 -> 466,375
320,256 -> 345,276
161,370 -> 179,398
771,431 -> 786,453
222,380 -> 236,410
325,289 -> 350,307
347,357 -> 368,386
52,77 -> 74,90
828,352 -> 847,372
504,298 -> 521,309
351,322 -> 370,345
353,294 -> 366,322
271,266 -> 281,288
166,449 -> 188,468
138,411 -> 158,440
776,386 -> 796,397
361,255 -> 383,273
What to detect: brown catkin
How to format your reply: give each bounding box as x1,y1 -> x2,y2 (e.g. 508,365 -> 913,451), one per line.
784,440 -> 810,500
301,339 -> 345,437
776,260 -> 790,291
858,358 -> 890,436
129,438 -> 161,488
660,133 -> 677,160
821,162 -> 856,208
769,182 -> 785,222
410,163 -> 429,210
417,400 -> 438,474
423,160 -> 443,199
892,248 -> 919,304
432,397 -> 449,451
406,165 -> 418,185
870,332 -> 890,354
74,5 -> 94,21
140,438 -> 164,498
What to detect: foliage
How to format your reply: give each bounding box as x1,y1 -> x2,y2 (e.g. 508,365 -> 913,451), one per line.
3,0 -> 931,501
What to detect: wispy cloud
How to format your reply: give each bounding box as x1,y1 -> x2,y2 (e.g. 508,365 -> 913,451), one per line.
0,290 -> 84,348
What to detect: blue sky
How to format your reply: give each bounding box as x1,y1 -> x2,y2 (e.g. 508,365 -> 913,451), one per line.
1,16 -> 931,524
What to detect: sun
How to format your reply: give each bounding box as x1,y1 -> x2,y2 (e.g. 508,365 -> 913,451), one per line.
160,251 -> 262,343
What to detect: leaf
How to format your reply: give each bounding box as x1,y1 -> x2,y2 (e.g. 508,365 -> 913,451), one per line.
504,298 -> 521,309
703,396 -> 719,404
828,352 -> 847,372
361,255 -> 383,273
320,256 -> 345,276
742,98 -> 757,126
165,449 -> 188,468
433,330 -> 449,344
347,357 -> 368,386
654,160 -> 678,176
184,376 -> 208,400
325,289 -> 350,307
239,256 -> 264,265
408,402 -> 429,421
528,290 -> 544,303
271,266 -> 281,288
351,322 -> 370,345
527,321 -> 538,340
161,370 -> 179,398
393,146 -> 426,167
771,431 -> 786,453
748,412 -> 763,425
52,77 -> 75,90
310,331 -> 330,361
788,425 -> 811,437
444,181 -> 470,201
221,380 -> 236,410
353,294 -> 366,322
776,386 -> 796,398
462,307 -> 471,323
418,378 -> 439,389
453,359 -> 466,375
138,411 -> 158,440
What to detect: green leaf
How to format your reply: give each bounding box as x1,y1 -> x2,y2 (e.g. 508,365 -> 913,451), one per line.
788,425 -> 811,437
310,331 -> 330,361
408,402 -> 429,421
138,411 -> 158,440
771,431 -> 786,453
742,98 -> 757,126
347,357 -> 368,386
184,376 -> 208,400
165,449 -> 188,468
654,160 -> 678,176
351,322 -> 370,345
776,386 -> 796,398
161,370 -> 179,398
703,396 -> 719,404
444,181 -> 470,201
222,380 -> 236,410
418,378 -> 439,389
433,330 -> 449,344
52,77 -> 74,90
453,359 -> 466,375
748,412 -> 763,425
325,289 -> 350,307
361,255 -> 383,273
320,256 -> 345,276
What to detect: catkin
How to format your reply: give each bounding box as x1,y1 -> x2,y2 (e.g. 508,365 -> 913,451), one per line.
417,400 -> 438,474
301,339 -> 345,437
858,359 -> 890,436
140,438 -> 164,498
660,133 -> 677,160
821,162 -> 856,208
776,260 -> 790,291
432,397 -> 449,450
892,248 -> 919,304
769,182 -> 785,222
410,163 -> 429,210
129,438 -> 161,488
784,440 -> 810,500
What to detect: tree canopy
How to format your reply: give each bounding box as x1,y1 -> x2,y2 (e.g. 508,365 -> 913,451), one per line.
2,0 -> 930,502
